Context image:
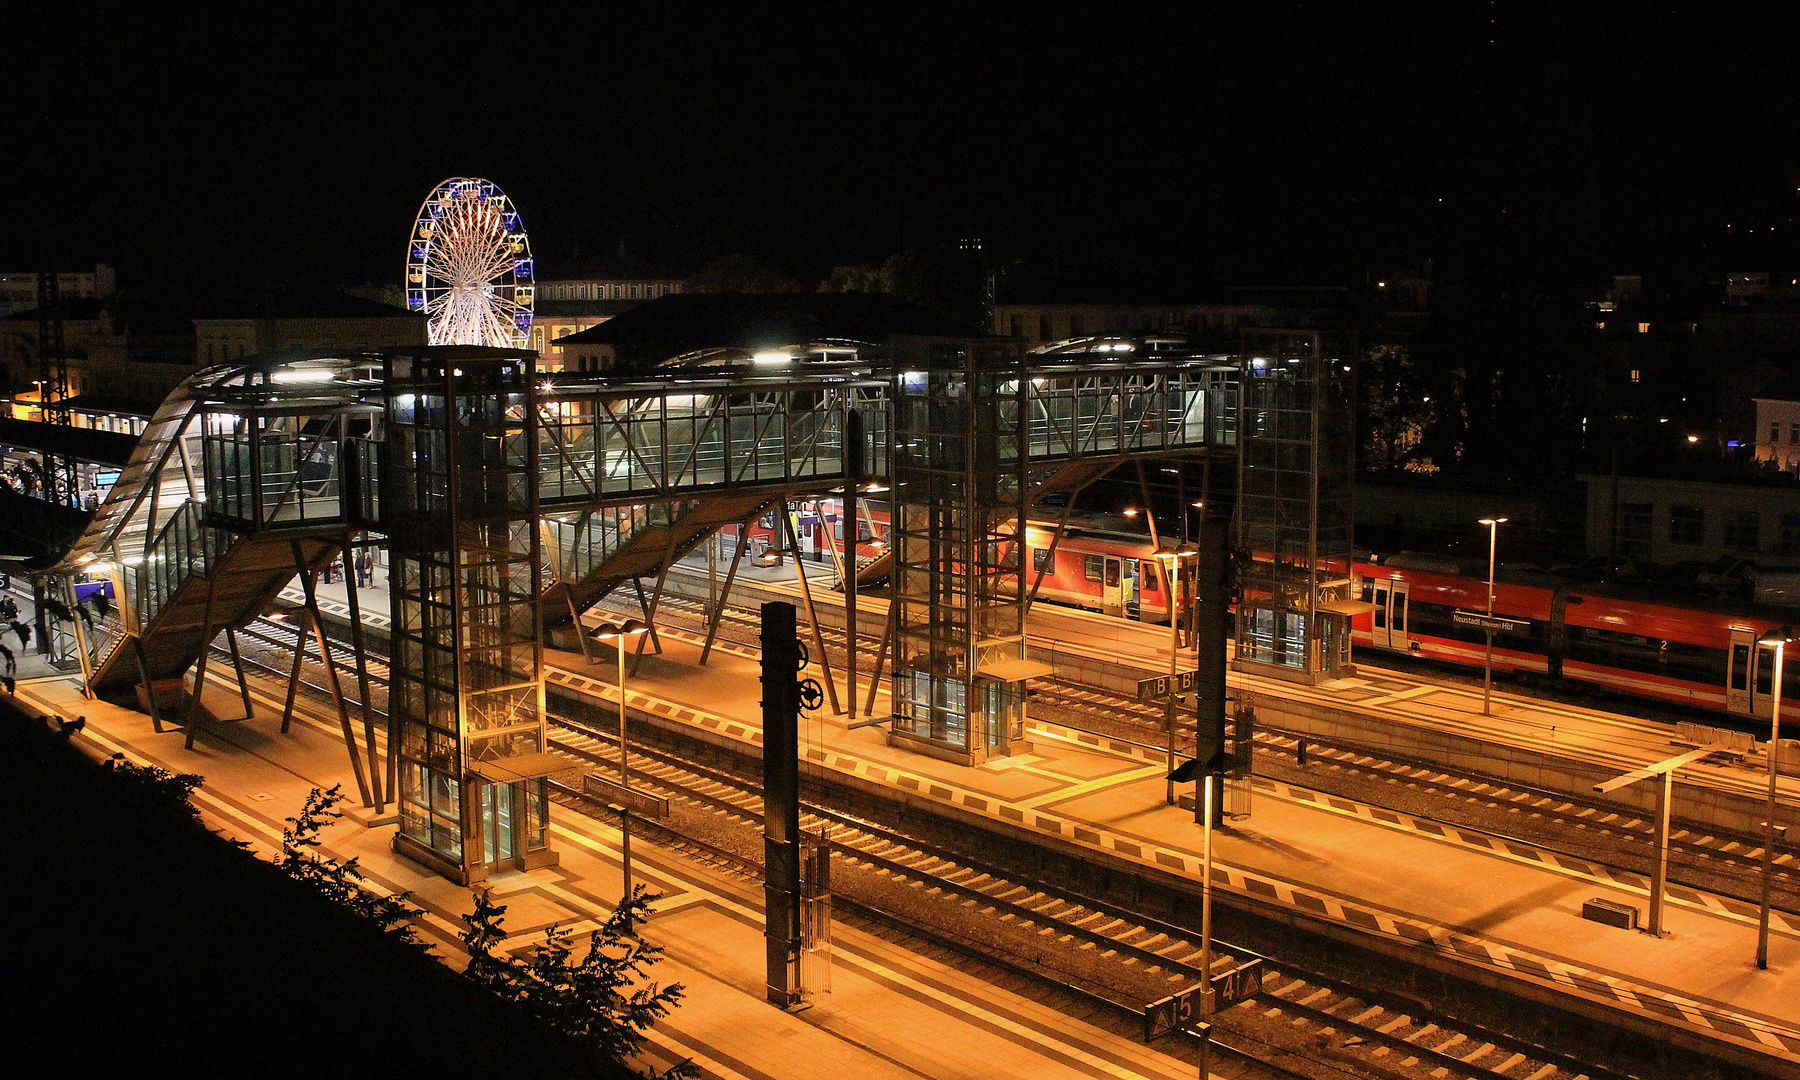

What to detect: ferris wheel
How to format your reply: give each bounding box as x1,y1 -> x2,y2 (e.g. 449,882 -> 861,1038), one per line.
404,177 -> 534,348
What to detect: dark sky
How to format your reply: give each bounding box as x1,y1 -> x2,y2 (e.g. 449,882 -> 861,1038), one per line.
6,4 -> 1799,302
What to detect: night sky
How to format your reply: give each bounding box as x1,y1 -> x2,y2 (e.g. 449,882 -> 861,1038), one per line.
6,5 -> 1798,303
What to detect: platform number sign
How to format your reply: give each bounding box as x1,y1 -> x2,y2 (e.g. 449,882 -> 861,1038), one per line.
1137,670 -> 1199,702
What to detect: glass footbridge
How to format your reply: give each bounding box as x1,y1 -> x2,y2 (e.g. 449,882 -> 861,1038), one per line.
45,339 -> 1238,878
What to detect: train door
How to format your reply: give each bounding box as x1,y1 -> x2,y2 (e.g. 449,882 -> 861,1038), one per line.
1103,556 -> 1124,616
1726,628 -> 1778,718
1368,579 -> 1410,650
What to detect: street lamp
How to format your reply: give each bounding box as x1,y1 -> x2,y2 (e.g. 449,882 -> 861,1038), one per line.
1758,624 -> 1795,969
1478,517 -> 1508,717
589,620 -> 651,791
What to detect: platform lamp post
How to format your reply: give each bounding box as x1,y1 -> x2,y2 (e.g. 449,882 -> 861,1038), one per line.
1758,625 -> 1795,969
1158,543 -> 1198,804
592,618 -> 650,920
1169,751 -> 1223,1080
589,620 -> 650,791
1478,517 -> 1508,717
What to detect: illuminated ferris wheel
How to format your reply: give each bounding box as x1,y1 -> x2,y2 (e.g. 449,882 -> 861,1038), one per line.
404,177 -> 534,348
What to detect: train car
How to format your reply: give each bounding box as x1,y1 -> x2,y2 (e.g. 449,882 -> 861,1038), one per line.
1020,522 -> 1179,623
1349,555 -> 1800,726
1022,517 -> 1800,727
1352,556 -> 1560,678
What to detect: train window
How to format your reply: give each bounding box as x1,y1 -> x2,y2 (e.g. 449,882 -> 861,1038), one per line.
1758,646 -> 1776,696
1033,547 -> 1052,575
1732,644 -> 1750,691
1664,640 -> 1727,686
1084,554 -> 1104,582
1142,565 -> 1158,593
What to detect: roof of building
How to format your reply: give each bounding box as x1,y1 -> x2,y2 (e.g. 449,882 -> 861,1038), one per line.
193,289 -> 424,321
60,394 -> 157,418
0,488 -> 92,567
0,417 -> 139,468
0,298 -> 115,323
532,299 -> 645,319
554,292 -> 977,365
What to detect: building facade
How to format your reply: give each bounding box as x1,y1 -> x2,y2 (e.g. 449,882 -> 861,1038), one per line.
0,264 -> 116,318
1584,474 -> 1800,565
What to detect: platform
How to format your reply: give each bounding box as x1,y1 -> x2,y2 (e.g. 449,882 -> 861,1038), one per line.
15,671 -> 1199,1080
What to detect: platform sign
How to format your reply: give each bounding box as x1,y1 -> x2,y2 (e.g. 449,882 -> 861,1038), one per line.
1452,610 -> 1530,634
1143,958 -> 1263,1039
1137,669 -> 1199,702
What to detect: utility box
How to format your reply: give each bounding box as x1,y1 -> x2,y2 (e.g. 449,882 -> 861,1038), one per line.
1582,897 -> 1640,930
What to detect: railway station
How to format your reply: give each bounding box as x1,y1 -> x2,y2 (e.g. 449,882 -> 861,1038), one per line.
9,181 -> 1800,1077
8,326 -> 1800,1078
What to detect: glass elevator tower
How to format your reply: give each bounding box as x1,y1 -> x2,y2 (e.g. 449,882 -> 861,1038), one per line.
1233,329 -> 1360,685
887,337 -> 1037,765
385,347 -> 558,884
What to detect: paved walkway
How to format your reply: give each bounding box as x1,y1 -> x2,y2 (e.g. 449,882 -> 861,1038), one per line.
16,672 -> 1197,1080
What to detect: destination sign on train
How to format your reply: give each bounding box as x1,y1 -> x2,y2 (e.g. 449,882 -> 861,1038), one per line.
1452,610 -> 1531,634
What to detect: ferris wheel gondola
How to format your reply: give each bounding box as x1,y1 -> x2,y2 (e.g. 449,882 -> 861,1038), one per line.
404,177 -> 534,348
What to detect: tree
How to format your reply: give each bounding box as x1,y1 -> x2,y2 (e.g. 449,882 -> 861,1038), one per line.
280,785 -> 425,950
462,888 -> 696,1079
687,254 -> 804,293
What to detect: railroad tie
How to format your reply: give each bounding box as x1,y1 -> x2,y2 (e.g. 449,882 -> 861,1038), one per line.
1349,1005 -> 1383,1025
1459,1041 -> 1495,1063
1376,1014 -> 1411,1034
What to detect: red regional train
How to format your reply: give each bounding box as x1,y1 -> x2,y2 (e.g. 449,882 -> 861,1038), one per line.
1022,520 -> 1799,727
738,502 -> 1796,727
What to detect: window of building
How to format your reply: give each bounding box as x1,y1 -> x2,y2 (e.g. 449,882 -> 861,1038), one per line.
1724,510 -> 1761,552
1638,322 -> 1651,333
1789,422 -> 1798,444
1781,515 -> 1800,554
631,283 -> 641,299
1009,315 -> 1023,338
1039,314 -> 1053,341
1669,505 -> 1705,546
1621,502 -> 1653,556
1630,369 -> 1641,383
1774,422 -> 1783,444
1084,554 -> 1105,582
1068,313 -> 1085,337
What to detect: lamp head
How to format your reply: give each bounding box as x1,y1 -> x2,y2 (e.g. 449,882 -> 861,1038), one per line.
1478,517 -> 1509,526
1760,626 -> 1797,647
589,618 -> 650,641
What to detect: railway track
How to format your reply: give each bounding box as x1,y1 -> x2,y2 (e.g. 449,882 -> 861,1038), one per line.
1043,675 -> 1800,908
545,710 -> 1633,1080
235,606 -> 1709,1074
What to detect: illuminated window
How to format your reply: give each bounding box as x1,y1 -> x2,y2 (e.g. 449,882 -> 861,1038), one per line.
1630,369 -> 1641,383
1084,554 -> 1104,582
1638,322 -> 1651,333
